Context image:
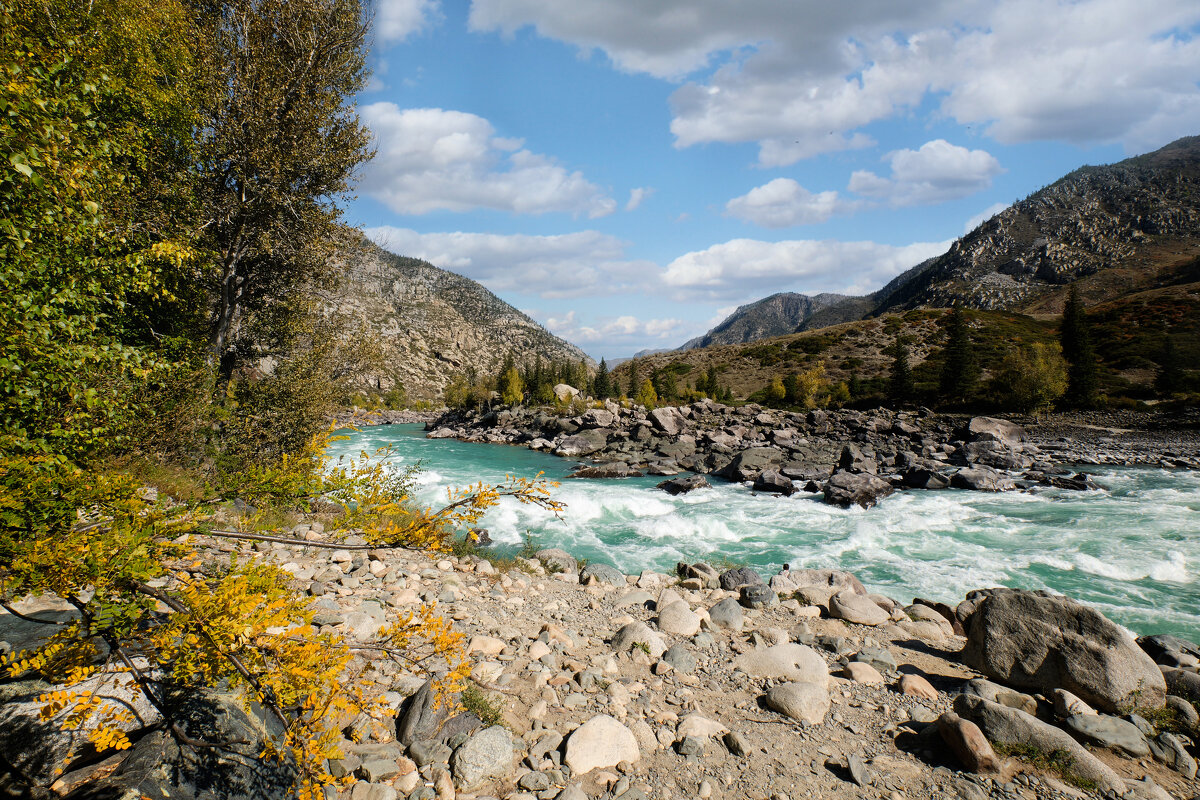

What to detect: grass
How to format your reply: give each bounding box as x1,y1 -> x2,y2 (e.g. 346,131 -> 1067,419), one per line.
991,743 -> 1097,791
461,684 -> 506,728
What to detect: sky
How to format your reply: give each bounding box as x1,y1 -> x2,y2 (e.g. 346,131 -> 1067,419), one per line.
348,0 -> 1200,360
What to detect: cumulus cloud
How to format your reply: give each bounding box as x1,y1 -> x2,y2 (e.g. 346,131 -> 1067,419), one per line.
470,0 -> 1200,163
360,104 -> 616,217
375,0 -> 439,43
362,226 -> 652,299
541,311 -> 693,349
847,140 -> 1004,207
662,237 -> 952,300
725,178 -> 857,227
625,187 -> 653,211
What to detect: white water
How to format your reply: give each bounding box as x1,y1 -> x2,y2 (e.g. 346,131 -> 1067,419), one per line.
327,425 -> 1200,641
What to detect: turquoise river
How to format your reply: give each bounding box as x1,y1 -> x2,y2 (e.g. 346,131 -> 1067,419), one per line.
326,424 -> 1200,642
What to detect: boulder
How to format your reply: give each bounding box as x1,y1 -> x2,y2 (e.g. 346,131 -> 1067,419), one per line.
714,447 -> 784,482
580,562 -> 626,586
752,470 -> 796,496
954,694 -> 1125,795
898,674 -> 938,700
657,475 -> 710,495
553,384 -> 580,402
706,598 -> 745,631
676,561 -> 720,587
765,682 -> 830,724
902,468 -> 950,490
739,584 -> 776,609
829,591 -> 889,627
959,678 -> 1038,717
657,602 -> 701,637
450,726 -> 514,790
1064,713 -> 1150,757
564,715 -> 639,775
788,569 -> 867,595
734,644 -> 828,685
534,549 -> 578,575
398,680 -> 453,746
568,462 -> 642,479
649,407 -> 684,436
555,430 -> 609,457
937,712 -> 999,773
967,417 -> 1027,446
962,590 -> 1166,712
838,444 -> 878,474
822,471 -> 894,508
610,622 -> 667,659
1161,667 -> 1200,704
718,567 -> 763,591
951,467 -> 1017,492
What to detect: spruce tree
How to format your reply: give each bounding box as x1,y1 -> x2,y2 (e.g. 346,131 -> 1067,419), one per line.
938,307 -> 978,403
626,357 -> 641,398
1060,285 -> 1098,408
1155,336 -> 1183,396
888,336 -> 914,407
594,358 -> 612,399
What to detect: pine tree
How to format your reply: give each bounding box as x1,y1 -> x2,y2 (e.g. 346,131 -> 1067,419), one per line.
888,336 -> 914,407
939,307 -> 978,403
593,358 -> 611,399
1155,335 -> 1183,396
626,357 -> 641,398
1060,285 -> 1098,408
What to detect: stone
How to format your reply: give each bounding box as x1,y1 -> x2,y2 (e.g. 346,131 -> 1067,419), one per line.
610,622 -> 667,659
961,590 -> 1166,713
555,430 -> 609,457
718,567 -> 763,590
535,549 -> 578,575
398,680 -> 453,746
752,470 -> 796,496
723,731 -> 748,757
821,471 -> 894,509
854,645 -> 896,672
649,407 -> 684,436
765,682 -> 830,724
450,726 -> 513,790
519,771 -> 551,791
842,662 -> 884,684
706,598 -> 744,631
734,644 -> 828,685
714,447 -> 784,482
846,753 -> 872,787
468,636 -> 507,657
1161,666 -> 1200,704
1052,688 -> 1096,718
553,384 -> 580,402
675,714 -> 728,741
1151,732 -> 1197,778
1064,713 -> 1150,757
829,591 -> 889,626
936,712 -> 999,773
967,416 -> 1027,446
580,562 -> 626,586
959,678 -> 1038,717
662,644 -> 697,674
950,467 -> 1017,492
350,783 -> 399,800
897,674 -> 938,700
902,468 -> 950,490
657,475 -> 710,495
738,584 -> 776,609
564,715 -> 639,775
657,602 -> 701,636
1166,694 -> 1199,727
953,694 -> 1125,794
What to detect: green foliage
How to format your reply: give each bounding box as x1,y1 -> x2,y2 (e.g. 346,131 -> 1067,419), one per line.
635,378 -> 658,410
593,358 -> 612,399
1061,286 -> 1099,408
765,374 -> 786,403
938,307 -> 979,402
461,684 -> 506,728
887,336 -> 914,407
500,366 -> 524,406
991,343 -> 1068,414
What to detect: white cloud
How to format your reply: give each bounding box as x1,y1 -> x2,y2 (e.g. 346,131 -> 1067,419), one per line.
848,139 -> 1004,207
963,201 -> 1010,234
360,104 -> 616,217
541,311 -> 693,348
470,0 -> 1200,163
625,187 -> 653,211
362,226 -> 652,299
725,178 -> 857,227
662,237 -> 952,300
375,0 -> 439,43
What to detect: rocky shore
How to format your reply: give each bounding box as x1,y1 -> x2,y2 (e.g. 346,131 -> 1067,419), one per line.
424,402 -> 1200,509
4,528 -> 1197,800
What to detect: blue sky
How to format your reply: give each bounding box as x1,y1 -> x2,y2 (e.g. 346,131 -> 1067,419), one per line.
348,0 -> 1200,359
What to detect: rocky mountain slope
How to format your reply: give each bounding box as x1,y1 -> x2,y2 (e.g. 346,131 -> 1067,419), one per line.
679,292 -> 870,350
320,237 -> 589,401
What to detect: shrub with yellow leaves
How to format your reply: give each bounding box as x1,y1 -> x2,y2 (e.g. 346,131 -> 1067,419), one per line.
0,427 -> 562,798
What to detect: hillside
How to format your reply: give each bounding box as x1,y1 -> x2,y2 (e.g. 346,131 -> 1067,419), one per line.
679,292 -> 871,349
318,237 -> 589,401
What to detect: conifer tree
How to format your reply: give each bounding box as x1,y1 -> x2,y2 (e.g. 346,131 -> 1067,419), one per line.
626,357 -> 641,398
1060,286 -> 1098,407
1155,336 -> 1183,396
888,336 -> 915,407
939,307 -> 978,403
594,358 -> 612,399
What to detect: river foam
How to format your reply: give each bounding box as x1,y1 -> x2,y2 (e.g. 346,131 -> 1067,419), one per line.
328,424 -> 1200,641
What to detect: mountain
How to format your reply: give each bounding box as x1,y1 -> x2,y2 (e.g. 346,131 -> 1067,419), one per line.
680,292 -> 871,350
873,135 -> 1200,315
319,237 -> 589,401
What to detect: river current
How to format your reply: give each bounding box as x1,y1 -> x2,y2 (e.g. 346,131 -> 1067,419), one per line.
326,424 -> 1200,642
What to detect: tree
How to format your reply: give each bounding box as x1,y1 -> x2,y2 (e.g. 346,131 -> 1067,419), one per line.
635,378 -> 658,409
939,307 -> 978,403
197,0 -> 373,368
500,366 -> 524,406
766,375 -> 786,404
789,362 -> 827,409
1060,286 -> 1098,408
626,358 -> 641,398
1155,336 -> 1184,396
888,336 -> 915,407
991,343 -> 1068,414
593,358 -> 612,399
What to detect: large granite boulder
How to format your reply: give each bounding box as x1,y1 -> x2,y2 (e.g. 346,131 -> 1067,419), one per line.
554,429 -> 609,457
951,467 -> 1017,492
821,471 -> 894,508
714,448 -> 784,482
961,591 -> 1166,713
967,417 -> 1027,446
752,470 -> 796,496
649,407 -> 684,436
657,475 -> 709,495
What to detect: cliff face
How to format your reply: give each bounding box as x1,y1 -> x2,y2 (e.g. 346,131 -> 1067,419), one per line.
680,292 -> 871,350
319,238 -> 589,401
874,136 -> 1200,314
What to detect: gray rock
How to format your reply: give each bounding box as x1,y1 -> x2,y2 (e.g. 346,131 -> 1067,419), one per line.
953,694 -> 1125,794
398,680 -> 453,746
962,590 -> 1166,713
450,726 -> 513,790
718,566 -> 763,590
829,591 -> 888,626
734,644 -> 828,684
958,679 -> 1038,717
714,447 -> 784,482
967,416 -> 1027,446
649,407 -> 684,436
657,475 -> 710,495
950,467 -> 1017,492
409,739 -> 452,767
662,644 -> 698,674
739,584 -> 777,609
903,468 -> 950,490
707,598 -> 745,631
610,621 -> 667,659
555,430 -> 609,457
846,753 -> 872,786
580,562 -> 626,586
518,771 -> 551,791
535,549 -> 578,574
1065,713 -> 1150,756
752,470 -> 796,496
854,645 -> 897,672
1166,694 -> 1199,727
657,602 -> 701,636
723,730 -> 748,757
821,471 -> 894,508
765,682 -> 830,724
1161,666 -> 1200,704
1152,732 -> 1197,778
